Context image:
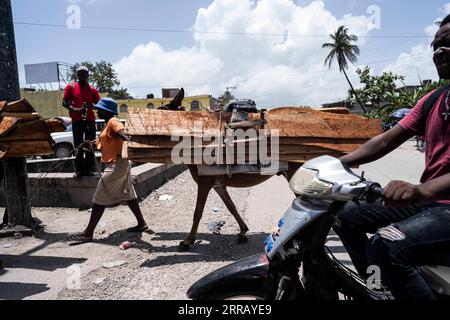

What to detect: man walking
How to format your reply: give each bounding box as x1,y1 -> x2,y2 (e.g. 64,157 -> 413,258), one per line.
62,66 -> 101,178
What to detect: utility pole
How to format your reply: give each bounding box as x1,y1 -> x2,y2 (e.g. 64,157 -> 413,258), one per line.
0,0 -> 33,234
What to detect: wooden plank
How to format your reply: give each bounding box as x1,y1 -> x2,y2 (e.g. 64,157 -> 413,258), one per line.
128,144 -> 344,157
0,120 -> 52,142
0,99 -> 36,113
0,145 -> 9,159
5,140 -> 54,157
0,112 -> 40,122
126,107 -> 381,139
0,116 -> 20,136
319,108 -> 351,115
128,135 -> 370,148
128,152 -> 345,165
0,101 -> 6,113
45,119 -> 66,133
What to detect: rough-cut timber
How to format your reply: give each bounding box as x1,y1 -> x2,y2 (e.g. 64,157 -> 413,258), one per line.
0,99 -> 60,158
125,107 -> 381,165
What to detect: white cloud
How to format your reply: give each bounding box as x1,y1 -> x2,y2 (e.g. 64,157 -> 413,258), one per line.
383,2 -> 450,85
114,0 -> 379,107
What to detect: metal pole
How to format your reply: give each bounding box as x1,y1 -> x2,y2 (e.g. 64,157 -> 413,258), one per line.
0,0 -> 33,231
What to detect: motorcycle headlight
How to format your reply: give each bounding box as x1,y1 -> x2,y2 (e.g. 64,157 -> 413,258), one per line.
289,167 -> 333,197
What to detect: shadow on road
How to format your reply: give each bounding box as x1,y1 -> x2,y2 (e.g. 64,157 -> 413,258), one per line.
0,282 -> 50,300
140,232 -> 267,268
0,254 -> 87,272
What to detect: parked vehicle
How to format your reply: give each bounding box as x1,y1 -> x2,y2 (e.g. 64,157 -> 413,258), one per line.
49,118 -> 126,158
416,136 -> 426,153
187,156 -> 450,300
382,108 -> 411,132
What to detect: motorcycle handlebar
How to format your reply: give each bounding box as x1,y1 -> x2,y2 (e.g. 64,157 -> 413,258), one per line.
371,186 -> 383,198
363,184 -> 383,203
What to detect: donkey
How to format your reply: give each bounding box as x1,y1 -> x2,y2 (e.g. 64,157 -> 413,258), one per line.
159,89 -> 301,251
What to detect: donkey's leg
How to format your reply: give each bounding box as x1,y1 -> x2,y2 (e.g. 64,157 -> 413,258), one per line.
213,185 -> 249,244
178,180 -> 213,251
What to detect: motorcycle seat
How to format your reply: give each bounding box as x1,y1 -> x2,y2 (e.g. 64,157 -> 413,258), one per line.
421,265 -> 450,296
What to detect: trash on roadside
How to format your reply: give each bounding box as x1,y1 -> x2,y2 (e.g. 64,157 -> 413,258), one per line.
102,260 -> 127,269
212,207 -> 220,213
207,221 -> 226,235
119,241 -> 136,251
94,277 -> 107,285
158,194 -> 174,201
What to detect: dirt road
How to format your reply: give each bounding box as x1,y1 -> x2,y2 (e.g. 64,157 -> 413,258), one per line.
0,141 -> 424,300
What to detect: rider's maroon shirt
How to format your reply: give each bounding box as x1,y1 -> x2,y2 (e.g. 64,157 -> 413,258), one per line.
399,89 -> 450,204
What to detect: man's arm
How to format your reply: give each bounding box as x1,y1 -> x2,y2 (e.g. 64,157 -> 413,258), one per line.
340,125 -> 413,167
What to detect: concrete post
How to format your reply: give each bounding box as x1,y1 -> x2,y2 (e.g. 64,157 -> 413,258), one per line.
0,0 -> 33,231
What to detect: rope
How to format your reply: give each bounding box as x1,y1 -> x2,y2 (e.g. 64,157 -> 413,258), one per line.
35,143 -> 87,184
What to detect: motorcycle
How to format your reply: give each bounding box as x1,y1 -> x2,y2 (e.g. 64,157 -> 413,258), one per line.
415,136 -> 426,153
187,156 -> 450,300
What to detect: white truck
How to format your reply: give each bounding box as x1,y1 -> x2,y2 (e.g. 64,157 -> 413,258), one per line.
50,118 -> 126,158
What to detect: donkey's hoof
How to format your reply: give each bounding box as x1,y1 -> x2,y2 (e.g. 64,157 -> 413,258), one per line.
237,235 -> 248,244
178,240 -> 195,252
178,242 -> 191,252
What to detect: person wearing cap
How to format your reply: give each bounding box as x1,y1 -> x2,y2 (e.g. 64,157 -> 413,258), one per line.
62,66 -> 101,178
69,98 -> 149,243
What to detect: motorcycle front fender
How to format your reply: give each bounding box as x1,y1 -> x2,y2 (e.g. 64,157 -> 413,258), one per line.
187,254 -> 271,300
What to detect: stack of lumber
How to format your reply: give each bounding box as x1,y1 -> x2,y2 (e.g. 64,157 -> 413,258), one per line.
0,99 -> 65,158
124,107 -> 381,165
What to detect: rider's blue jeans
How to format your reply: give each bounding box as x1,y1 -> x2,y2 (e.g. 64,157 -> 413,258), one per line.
333,201 -> 450,300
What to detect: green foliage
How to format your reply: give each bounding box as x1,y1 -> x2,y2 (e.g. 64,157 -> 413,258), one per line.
359,73 -> 449,122
349,66 -> 404,115
322,25 -> 366,113
109,87 -> 133,100
322,25 -> 360,72
71,61 -> 121,93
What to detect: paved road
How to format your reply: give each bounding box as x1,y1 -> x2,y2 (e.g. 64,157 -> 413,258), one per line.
0,140 -> 425,300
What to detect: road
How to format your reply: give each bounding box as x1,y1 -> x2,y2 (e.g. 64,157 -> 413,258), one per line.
0,140 -> 424,300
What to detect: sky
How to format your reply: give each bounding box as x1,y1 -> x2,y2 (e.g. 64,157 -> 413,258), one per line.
10,0 -> 450,107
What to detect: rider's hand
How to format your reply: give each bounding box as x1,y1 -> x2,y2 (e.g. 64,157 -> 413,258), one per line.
381,181 -> 425,208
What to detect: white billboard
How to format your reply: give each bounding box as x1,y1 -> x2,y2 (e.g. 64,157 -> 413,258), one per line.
25,62 -> 60,84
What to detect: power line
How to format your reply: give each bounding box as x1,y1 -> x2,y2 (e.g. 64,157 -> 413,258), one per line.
14,21 -> 433,39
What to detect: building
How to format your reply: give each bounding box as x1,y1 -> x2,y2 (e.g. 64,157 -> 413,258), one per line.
116,94 -> 217,117
19,89 -> 216,119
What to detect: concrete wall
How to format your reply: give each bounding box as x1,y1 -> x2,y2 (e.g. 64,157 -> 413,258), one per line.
0,164 -> 187,209
20,89 -> 215,119
20,89 -> 67,118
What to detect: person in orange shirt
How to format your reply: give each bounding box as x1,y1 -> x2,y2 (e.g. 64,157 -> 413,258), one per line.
70,98 -> 149,242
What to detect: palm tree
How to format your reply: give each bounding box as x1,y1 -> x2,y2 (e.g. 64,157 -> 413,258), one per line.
322,25 -> 367,113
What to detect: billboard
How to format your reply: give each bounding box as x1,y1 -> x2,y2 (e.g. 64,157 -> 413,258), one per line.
25,62 -> 59,84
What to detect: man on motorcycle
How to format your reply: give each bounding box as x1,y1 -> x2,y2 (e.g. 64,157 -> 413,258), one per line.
334,15 -> 450,300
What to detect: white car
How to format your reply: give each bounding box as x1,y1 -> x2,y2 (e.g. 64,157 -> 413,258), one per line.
50,118 -> 126,158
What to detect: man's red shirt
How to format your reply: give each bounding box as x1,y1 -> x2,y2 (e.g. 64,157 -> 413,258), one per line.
399,89 -> 450,204
63,82 -> 101,123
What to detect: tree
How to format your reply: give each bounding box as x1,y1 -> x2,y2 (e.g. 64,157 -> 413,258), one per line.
70,60 -> 121,93
109,87 -> 133,100
349,66 -> 404,111
322,25 -> 367,113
